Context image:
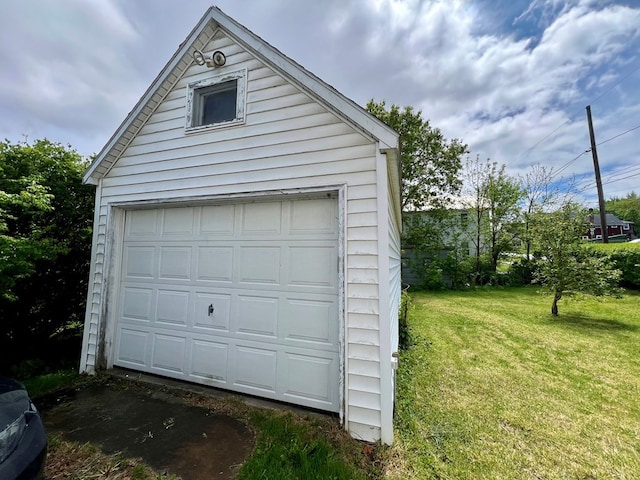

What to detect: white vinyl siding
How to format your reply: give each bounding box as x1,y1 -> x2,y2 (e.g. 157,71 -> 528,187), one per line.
82,30 -> 388,441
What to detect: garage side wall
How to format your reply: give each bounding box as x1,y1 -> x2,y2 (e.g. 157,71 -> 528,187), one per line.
80,29 -> 387,442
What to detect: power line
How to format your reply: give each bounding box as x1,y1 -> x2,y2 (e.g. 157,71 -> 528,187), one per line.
577,167 -> 640,192
573,162 -> 640,191
510,120 -> 571,166
509,61 -> 640,166
590,61 -> 640,105
603,171 -> 640,186
549,150 -> 590,180
596,123 -> 640,147
603,164 -> 640,182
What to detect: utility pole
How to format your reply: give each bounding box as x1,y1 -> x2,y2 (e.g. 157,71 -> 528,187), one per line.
586,105 -> 608,243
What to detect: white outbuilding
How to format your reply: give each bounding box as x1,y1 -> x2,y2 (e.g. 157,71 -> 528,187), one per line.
79,6 -> 401,444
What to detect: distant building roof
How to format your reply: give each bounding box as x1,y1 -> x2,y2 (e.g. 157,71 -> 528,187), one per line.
590,213 -> 634,226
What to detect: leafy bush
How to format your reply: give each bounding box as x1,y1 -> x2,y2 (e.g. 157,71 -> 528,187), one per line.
0,140 -> 94,373
587,245 -> 640,290
507,259 -> 538,286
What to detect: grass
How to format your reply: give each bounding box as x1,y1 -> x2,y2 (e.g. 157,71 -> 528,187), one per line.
387,287 -> 640,479
20,369 -> 79,398
237,410 -> 373,480
46,435 -> 178,479
586,241 -> 640,252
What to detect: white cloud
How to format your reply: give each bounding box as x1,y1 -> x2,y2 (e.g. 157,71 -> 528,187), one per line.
0,0 -> 637,203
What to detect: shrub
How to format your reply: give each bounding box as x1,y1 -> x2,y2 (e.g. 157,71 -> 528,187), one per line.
0,140 -> 94,373
507,259 -> 538,286
588,246 -> 640,290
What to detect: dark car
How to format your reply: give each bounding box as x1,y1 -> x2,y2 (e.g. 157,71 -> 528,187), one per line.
0,378 -> 47,480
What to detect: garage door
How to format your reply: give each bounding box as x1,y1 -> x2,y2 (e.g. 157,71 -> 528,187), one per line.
113,196 -> 340,412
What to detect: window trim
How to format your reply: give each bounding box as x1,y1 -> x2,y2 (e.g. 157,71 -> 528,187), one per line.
185,68 -> 247,132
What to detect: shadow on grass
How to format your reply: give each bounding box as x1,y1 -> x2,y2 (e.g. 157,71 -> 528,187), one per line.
545,314 -> 638,333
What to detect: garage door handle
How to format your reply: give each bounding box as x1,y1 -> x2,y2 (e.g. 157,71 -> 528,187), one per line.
208,304 -> 214,316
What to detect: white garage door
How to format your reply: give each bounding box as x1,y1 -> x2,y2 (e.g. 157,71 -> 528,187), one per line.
114,196 -> 340,412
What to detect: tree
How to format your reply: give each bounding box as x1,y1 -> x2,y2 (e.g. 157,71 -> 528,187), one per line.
520,164 -> 558,261
366,100 -> 468,211
462,156 -> 524,280
0,139 -> 95,371
462,155 -> 490,281
529,202 -> 621,316
485,165 -> 524,271
366,100 -> 469,289
0,177 -> 57,300
606,192 -> 640,237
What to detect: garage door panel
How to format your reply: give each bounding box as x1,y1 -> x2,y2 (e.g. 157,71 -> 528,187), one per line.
116,197 -> 340,413
126,210 -> 159,238
156,290 -> 189,326
236,295 -> 278,337
200,205 -> 235,236
240,202 -> 282,235
117,328 -> 150,367
151,333 -> 186,374
238,246 -> 280,284
289,198 -> 337,236
282,352 -> 335,404
194,292 -> 231,331
196,246 -> 234,282
288,245 -> 337,288
162,207 -> 194,237
285,298 -> 336,346
189,339 -> 228,382
158,246 -> 192,280
121,287 -> 154,322
124,246 -> 155,279
233,345 -> 277,392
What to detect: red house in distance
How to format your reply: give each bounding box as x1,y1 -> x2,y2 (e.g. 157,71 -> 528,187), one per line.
586,209 -> 635,241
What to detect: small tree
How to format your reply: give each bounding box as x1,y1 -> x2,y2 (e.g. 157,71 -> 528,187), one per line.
520,164 -> 558,261
530,202 -> 621,316
486,166 -> 524,271
462,156 -> 523,281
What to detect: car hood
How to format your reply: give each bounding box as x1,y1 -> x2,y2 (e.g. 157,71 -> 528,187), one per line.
0,378 -> 30,431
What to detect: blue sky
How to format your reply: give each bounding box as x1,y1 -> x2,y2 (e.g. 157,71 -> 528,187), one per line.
1,0 -> 638,207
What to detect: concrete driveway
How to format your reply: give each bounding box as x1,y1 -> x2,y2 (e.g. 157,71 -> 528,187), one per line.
40,377 -> 255,479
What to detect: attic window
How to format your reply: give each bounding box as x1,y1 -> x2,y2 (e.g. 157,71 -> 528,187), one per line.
186,69 -> 246,131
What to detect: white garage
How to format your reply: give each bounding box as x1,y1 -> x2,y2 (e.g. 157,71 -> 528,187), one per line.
79,7 -> 401,444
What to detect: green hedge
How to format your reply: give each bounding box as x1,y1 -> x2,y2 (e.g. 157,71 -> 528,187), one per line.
587,244 -> 640,289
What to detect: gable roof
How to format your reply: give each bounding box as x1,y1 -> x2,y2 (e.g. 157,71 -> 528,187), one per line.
591,213 -> 633,226
83,6 -> 399,185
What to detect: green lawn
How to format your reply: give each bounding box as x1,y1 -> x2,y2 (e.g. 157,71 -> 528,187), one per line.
586,241 -> 640,252
389,287 -> 640,479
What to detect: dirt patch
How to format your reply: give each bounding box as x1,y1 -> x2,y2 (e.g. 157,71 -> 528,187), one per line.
41,383 -> 254,479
